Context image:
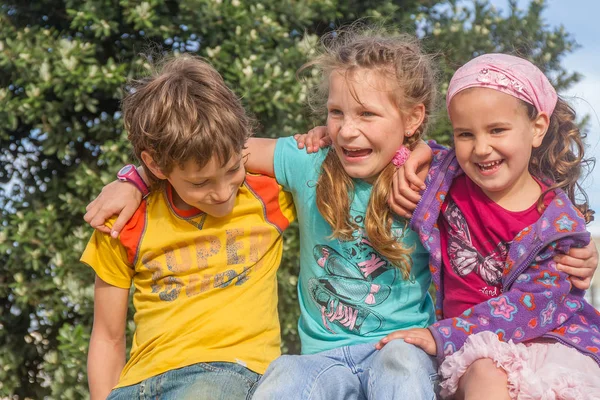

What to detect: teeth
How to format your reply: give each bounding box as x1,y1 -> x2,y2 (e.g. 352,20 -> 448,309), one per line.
342,147 -> 372,157
478,160 -> 502,168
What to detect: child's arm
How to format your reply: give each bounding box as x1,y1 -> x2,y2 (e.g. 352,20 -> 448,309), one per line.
84,138 -> 279,237
83,131 -> 312,237
85,182 -> 143,238
244,137 -> 277,176
83,137 -> 279,237
388,141 -> 435,218
88,276 -> 129,399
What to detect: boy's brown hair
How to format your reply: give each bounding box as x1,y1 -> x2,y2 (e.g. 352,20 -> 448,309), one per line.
122,54 -> 253,182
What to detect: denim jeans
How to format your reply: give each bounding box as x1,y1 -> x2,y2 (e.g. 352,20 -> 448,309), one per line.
107,361 -> 261,400
252,340 -> 439,400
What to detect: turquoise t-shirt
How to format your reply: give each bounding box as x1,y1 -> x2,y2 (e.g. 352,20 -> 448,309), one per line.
274,136 -> 435,355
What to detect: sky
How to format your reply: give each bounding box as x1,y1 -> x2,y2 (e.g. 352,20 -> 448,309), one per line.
489,0 -> 600,235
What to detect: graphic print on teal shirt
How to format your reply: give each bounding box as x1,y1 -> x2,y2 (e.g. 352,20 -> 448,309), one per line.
311,226 -> 406,335
274,136 -> 434,354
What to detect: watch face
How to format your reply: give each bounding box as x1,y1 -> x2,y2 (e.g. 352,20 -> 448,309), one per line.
118,164 -> 133,177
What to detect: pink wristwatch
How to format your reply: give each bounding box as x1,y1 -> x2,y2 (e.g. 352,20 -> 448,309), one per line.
117,164 -> 150,199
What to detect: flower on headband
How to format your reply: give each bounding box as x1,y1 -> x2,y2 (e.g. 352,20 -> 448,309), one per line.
477,68 -> 525,94
511,80 -> 524,93
497,75 -> 510,87
478,68 -> 491,83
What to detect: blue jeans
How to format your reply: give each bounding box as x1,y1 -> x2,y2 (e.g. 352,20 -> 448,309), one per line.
252,340 -> 439,400
107,362 -> 261,400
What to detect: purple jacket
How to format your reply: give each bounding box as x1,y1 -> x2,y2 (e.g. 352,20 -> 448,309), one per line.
410,148 -> 600,366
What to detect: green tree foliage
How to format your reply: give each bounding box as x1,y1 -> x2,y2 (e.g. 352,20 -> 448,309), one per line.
0,0 -> 579,397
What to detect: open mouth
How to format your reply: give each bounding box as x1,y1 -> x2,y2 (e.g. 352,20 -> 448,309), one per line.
476,160 -> 503,172
342,147 -> 372,158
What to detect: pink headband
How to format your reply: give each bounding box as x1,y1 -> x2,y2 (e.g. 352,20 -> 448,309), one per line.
446,53 -> 557,115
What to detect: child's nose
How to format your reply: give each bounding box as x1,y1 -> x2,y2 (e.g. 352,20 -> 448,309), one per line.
212,183 -> 233,203
474,137 -> 492,156
338,118 -> 360,139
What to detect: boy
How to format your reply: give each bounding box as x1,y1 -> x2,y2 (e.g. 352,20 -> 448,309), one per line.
82,55 -> 295,399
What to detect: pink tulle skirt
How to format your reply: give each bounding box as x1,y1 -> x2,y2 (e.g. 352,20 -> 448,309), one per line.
439,331 -> 600,399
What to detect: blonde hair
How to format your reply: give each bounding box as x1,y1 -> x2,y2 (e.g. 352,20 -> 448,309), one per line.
524,99 -> 595,223
122,54 -> 254,183
300,26 -> 437,278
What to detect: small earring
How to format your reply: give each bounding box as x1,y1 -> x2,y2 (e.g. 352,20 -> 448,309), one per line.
405,131 -> 412,137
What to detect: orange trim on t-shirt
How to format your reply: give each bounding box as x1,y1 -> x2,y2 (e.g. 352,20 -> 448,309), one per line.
245,174 -> 291,233
166,184 -> 204,218
119,202 -> 148,265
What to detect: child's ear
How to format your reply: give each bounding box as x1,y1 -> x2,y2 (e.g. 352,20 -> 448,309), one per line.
405,103 -> 426,137
141,151 -> 168,180
532,112 -> 550,148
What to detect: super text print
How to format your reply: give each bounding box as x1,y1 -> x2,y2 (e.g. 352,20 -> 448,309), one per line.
140,226 -> 273,301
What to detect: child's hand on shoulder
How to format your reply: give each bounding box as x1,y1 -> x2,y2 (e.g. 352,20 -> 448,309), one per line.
388,140 -> 432,218
84,179 -> 143,239
294,126 -> 331,153
375,327 -> 437,356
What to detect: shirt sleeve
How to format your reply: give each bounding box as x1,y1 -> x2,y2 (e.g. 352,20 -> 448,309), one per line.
427,140 -> 449,156
80,225 -> 135,289
273,136 -> 326,193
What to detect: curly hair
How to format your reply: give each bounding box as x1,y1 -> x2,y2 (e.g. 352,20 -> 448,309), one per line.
525,98 -> 595,223
299,26 -> 438,279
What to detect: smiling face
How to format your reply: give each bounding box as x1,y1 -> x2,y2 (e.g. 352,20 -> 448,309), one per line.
326,68 -> 420,183
449,87 -> 548,206
144,151 -> 246,218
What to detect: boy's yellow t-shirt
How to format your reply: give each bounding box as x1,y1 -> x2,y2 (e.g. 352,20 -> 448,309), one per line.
81,174 -> 295,388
